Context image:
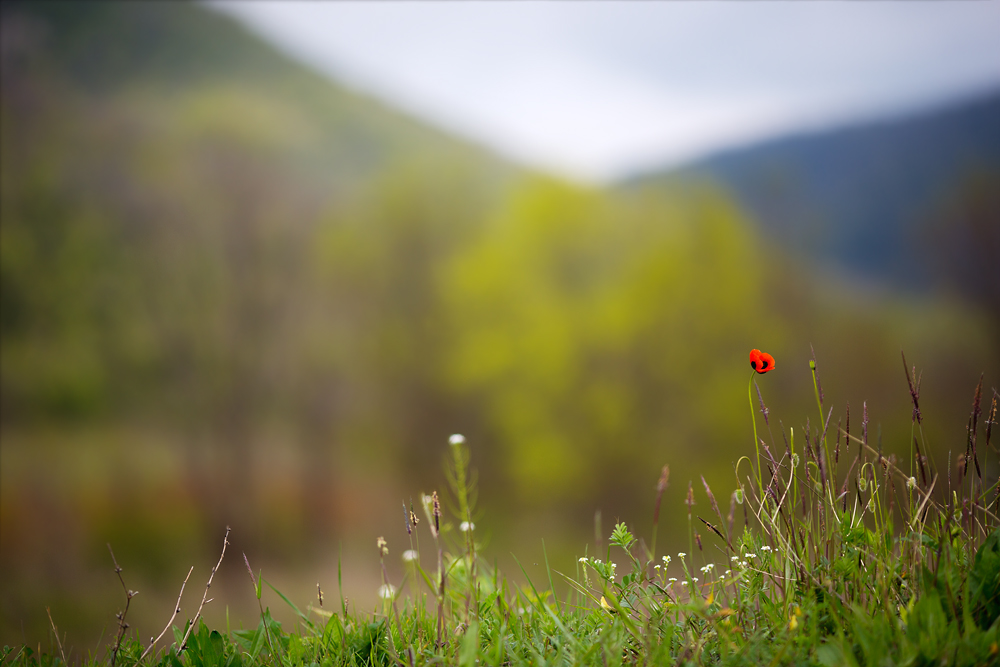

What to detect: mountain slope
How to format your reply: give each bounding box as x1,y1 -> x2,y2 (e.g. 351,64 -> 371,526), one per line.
1,0 -> 514,194
627,91 -> 1000,306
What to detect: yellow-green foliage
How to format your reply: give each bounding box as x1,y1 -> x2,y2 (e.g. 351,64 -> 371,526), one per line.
441,178 -> 766,502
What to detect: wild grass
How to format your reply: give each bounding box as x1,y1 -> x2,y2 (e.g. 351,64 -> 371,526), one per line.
4,352 -> 999,666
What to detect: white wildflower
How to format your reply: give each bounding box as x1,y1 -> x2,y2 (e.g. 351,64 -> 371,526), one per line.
378,584 -> 396,599
907,477 -> 917,490
460,521 -> 475,532
449,434 -> 466,446
402,550 -> 419,562
678,552 -> 686,559
579,557 -> 589,563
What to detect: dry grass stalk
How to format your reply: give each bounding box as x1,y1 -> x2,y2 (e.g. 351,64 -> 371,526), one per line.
45,607 -> 67,665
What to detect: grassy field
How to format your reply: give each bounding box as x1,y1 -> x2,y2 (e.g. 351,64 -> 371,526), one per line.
4,351 -> 999,666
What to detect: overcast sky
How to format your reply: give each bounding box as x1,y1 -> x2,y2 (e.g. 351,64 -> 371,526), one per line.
210,1 -> 1000,183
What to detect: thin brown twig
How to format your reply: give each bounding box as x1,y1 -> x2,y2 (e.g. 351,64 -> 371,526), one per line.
45,607 -> 67,665
108,544 -> 137,667
139,566 -> 194,662
179,526 -> 231,652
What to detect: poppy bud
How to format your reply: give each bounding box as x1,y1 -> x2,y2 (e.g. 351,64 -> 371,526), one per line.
749,349 -> 776,374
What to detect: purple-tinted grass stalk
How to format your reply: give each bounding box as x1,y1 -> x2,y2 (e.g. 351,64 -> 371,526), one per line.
808,353 -> 840,547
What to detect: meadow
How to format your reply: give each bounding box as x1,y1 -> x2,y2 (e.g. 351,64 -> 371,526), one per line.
3,5 -> 999,664
6,351 -> 997,666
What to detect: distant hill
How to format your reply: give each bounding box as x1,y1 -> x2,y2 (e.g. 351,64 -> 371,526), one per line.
0,0 -> 514,195
627,91 -> 1000,310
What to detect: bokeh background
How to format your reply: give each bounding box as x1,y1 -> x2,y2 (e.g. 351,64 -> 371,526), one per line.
2,1 -> 999,654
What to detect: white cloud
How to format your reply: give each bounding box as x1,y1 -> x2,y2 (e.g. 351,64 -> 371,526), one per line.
209,1 -> 1000,182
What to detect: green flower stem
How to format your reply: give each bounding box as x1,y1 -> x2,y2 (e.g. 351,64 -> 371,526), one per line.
749,371 -> 763,496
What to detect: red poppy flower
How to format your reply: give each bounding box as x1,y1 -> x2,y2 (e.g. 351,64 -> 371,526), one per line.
749,349 -> 775,374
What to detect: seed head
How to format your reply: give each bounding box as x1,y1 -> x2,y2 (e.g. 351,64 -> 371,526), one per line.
432,491 -> 441,536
